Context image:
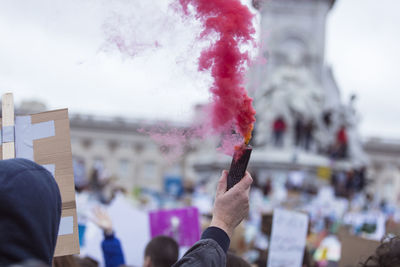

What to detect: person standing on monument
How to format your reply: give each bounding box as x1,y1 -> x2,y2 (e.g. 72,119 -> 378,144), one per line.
304,119 -> 315,151
336,125 -> 348,158
272,116 -> 286,147
294,115 -> 305,148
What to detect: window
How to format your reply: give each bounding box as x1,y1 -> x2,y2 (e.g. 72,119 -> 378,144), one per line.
73,157 -> 87,187
119,159 -> 130,178
93,157 -> 104,172
143,161 -> 157,180
383,179 -> 394,201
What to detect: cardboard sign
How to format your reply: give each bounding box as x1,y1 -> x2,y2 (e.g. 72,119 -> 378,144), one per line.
149,207 -> 200,247
339,231 -> 380,267
164,175 -> 183,197
317,166 -> 332,181
386,221 -> 400,236
0,94 -> 79,256
268,209 -> 309,267
261,213 -> 273,236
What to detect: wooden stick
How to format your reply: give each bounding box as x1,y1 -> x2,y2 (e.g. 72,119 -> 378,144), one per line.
2,93 -> 15,159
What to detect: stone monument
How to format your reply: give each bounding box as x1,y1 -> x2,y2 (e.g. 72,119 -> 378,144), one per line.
191,0 -> 367,184
249,0 -> 367,167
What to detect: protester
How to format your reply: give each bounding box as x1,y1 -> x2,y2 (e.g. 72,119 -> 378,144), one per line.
335,125 -> 348,158
173,170 -> 253,266
272,116 -> 286,147
53,251 -> 98,267
322,111 -> 332,129
89,170 -> 251,266
91,207 -> 125,267
295,115 -> 304,147
53,256 -> 79,267
304,119 -> 314,151
91,207 -> 180,267
226,252 -> 251,267
0,159 -> 61,266
75,256 -> 99,267
143,236 -> 179,267
359,236 -> 400,267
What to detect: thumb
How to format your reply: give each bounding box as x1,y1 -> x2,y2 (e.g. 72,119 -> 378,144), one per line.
216,170 -> 228,197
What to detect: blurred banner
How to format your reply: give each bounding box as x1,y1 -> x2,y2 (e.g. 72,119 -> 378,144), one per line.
149,207 -> 200,247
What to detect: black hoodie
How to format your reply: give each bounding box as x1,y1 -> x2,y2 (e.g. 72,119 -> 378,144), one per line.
0,159 -> 61,266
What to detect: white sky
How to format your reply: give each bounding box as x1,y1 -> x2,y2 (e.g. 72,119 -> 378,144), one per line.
326,0 -> 400,139
0,0 -> 399,139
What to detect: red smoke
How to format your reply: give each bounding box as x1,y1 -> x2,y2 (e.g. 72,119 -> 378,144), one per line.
177,0 -> 256,146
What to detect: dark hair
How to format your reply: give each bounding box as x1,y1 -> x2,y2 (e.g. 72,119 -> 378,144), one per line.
53,256 -> 78,267
359,236 -> 400,267
144,236 -> 179,267
227,252 -> 251,267
76,256 -> 99,267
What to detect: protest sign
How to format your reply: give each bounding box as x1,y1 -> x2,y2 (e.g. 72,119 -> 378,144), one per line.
0,93 -> 79,256
339,230 -> 380,267
261,213 -> 273,236
164,175 -> 183,197
81,195 -> 151,266
268,208 -> 309,267
386,220 -> 400,235
149,207 -> 200,247
317,166 -> 332,181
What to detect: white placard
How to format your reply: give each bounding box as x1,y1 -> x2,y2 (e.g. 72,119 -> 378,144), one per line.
58,216 -> 74,236
81,194 -> 150,267
267,209 -> 309,267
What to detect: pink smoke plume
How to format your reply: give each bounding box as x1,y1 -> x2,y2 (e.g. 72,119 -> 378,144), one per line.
175,0 -> 257,150
104,0 -> 258,159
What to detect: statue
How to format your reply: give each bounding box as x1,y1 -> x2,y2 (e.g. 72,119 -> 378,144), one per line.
254,64 -> 324,148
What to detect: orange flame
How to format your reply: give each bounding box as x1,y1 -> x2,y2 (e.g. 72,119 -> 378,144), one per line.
244,124 -> 254,145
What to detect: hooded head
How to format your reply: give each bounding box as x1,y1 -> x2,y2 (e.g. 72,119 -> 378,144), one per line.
0,158 -> 62,266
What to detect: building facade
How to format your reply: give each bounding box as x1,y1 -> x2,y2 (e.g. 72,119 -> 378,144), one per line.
363,138 -> 400,205
66,113 -> 400,206
250,0 -> 364,162
69,114 -> 192,192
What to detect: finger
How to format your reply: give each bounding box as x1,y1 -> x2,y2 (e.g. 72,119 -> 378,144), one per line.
216,170 -> 228,197
244,181 -> 252,196
233,172 -> 253,192
87,215 -> 98,225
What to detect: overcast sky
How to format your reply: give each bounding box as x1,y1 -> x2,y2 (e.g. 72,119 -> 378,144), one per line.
0,0 -> 399,140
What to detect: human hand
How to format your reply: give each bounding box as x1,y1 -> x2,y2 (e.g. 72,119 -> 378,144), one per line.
91,207 -> 113,235
210,171 -> 253,239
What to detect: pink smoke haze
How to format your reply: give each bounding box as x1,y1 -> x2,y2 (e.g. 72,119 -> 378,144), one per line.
104,1 -> 259,159
139,126 -> 193,162
102,13 -> 163,57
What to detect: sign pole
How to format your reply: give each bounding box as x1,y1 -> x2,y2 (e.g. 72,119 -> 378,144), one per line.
2,93 -> 15,159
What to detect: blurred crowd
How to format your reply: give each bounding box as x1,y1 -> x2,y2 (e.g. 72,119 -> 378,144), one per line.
1,157 -> 400,267
271,114 -> 349,160
70,158 -> 400,267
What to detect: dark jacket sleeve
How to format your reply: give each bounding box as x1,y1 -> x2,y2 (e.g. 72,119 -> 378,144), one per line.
172,227 -> 230,267
101,233 -> 125,267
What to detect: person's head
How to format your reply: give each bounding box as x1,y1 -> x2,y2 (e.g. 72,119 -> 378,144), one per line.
75,256 -> 99,267
53,256 -> 78,267
0,159 -> 62,266
143,236 -> 179,267
226,252 -> 251,267
359,236 -> 400,267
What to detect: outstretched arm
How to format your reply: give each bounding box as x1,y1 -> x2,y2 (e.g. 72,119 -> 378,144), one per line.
173,171 -> 253,267
91,207 -> 125,267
